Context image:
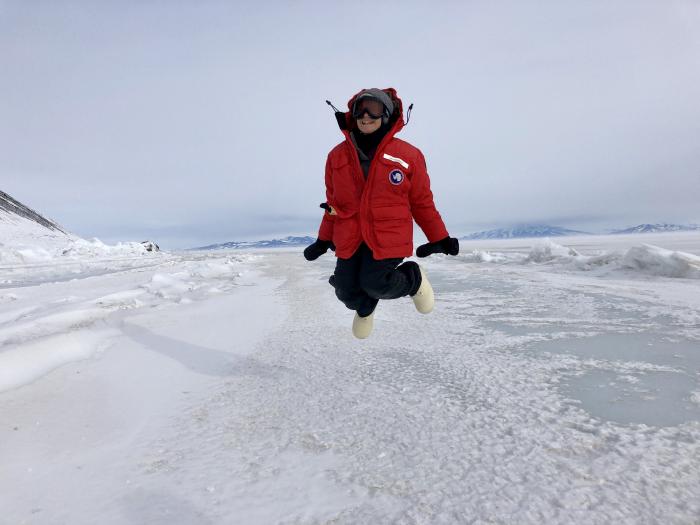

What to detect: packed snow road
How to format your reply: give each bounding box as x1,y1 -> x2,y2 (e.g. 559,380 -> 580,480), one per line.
1,237 -> 700,524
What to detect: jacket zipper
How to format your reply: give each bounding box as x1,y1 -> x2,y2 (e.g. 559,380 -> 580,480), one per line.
342,117 -> 404,252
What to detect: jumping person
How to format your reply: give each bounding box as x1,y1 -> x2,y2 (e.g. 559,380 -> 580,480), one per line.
304,88 -> 459,339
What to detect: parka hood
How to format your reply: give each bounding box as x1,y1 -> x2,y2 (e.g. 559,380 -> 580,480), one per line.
335,87 -> 405,136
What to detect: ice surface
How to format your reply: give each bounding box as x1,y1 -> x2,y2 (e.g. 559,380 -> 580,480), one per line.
1,233 -> 699,523
0,329 -> 120,392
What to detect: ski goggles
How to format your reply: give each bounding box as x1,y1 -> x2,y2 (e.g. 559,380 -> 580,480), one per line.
352,97 -> 386,120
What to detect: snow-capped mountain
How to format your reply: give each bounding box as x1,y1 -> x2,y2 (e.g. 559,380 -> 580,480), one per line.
0,190 -> 74,255
462,225 -> 588,240
1,190 -> 159,264
0,190 -> 67,235
611,223 -> 700,234
193,236 -> 315,251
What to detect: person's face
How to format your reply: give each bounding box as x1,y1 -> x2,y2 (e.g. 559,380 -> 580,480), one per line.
356,115 -> 382,134
354,98 -> 384,134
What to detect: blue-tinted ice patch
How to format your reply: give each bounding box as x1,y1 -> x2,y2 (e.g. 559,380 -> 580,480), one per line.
531,332 -> 700,426
532,332 -> 700,372
563,369 -> 700,426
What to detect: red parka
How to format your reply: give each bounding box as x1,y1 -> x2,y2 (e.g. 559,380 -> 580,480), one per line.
317,88 -> 449,260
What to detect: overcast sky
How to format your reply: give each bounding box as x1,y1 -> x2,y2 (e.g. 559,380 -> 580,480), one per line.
2,1 -> 699,248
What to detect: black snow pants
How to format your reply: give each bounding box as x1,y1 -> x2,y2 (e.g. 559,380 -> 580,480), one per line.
328,243 -> 422,318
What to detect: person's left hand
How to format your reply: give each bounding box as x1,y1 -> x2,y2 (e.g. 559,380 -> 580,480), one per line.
303,238 -> 335,261
416,236 -> 460,257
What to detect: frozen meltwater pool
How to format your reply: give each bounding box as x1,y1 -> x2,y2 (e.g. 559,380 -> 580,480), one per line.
532,332 -> 700,426
429,263 -> 700,426
564,369 -> 700,427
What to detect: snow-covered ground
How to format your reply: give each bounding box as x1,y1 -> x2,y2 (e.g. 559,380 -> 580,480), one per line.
1,232 -> 699,524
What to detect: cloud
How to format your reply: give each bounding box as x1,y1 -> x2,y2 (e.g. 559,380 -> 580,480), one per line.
1,0 -> 699,245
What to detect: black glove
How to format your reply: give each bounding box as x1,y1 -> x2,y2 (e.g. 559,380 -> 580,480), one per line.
303,239 -> 335,261
416,236 -> 460,258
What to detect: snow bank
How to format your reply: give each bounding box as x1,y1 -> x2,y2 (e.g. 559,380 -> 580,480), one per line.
525,241 -> 580,263
141,259 -> 241,302
621,244 -> 700,279
461,250 -> 510,263
8,246 -> 55,264
460,239 -> 700,279
60,238 -> 153,259
143,273 -> 194,300
0,329 -> 119,392
188,260 -> 241,279
0,308 -> 113,347
0,237 -> 158,265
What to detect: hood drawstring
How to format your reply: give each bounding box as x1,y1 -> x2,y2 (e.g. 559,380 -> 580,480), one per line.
405,103 -> 414,126
326,99 -> 348,130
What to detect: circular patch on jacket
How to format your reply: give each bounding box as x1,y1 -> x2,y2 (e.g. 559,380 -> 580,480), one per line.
389,169 -> 405,185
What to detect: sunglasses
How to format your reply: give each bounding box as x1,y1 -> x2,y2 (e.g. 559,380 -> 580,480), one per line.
352,98 -> 385,120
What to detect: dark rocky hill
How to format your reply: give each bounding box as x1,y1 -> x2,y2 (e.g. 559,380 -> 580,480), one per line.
0,190 -> 66,233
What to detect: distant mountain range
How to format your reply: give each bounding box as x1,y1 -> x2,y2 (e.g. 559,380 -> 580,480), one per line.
460,223 -> 700,240
610,223 -> 700,234
193,236 -> 315,251
461,225 -> 588,240
196,222 -> 700,250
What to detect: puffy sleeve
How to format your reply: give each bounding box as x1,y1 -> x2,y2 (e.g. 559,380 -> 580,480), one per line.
317,154 -> 335,241
409,150 -> 449,242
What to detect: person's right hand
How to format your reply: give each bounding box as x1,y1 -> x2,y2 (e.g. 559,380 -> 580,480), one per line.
303,239 -> 335,261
